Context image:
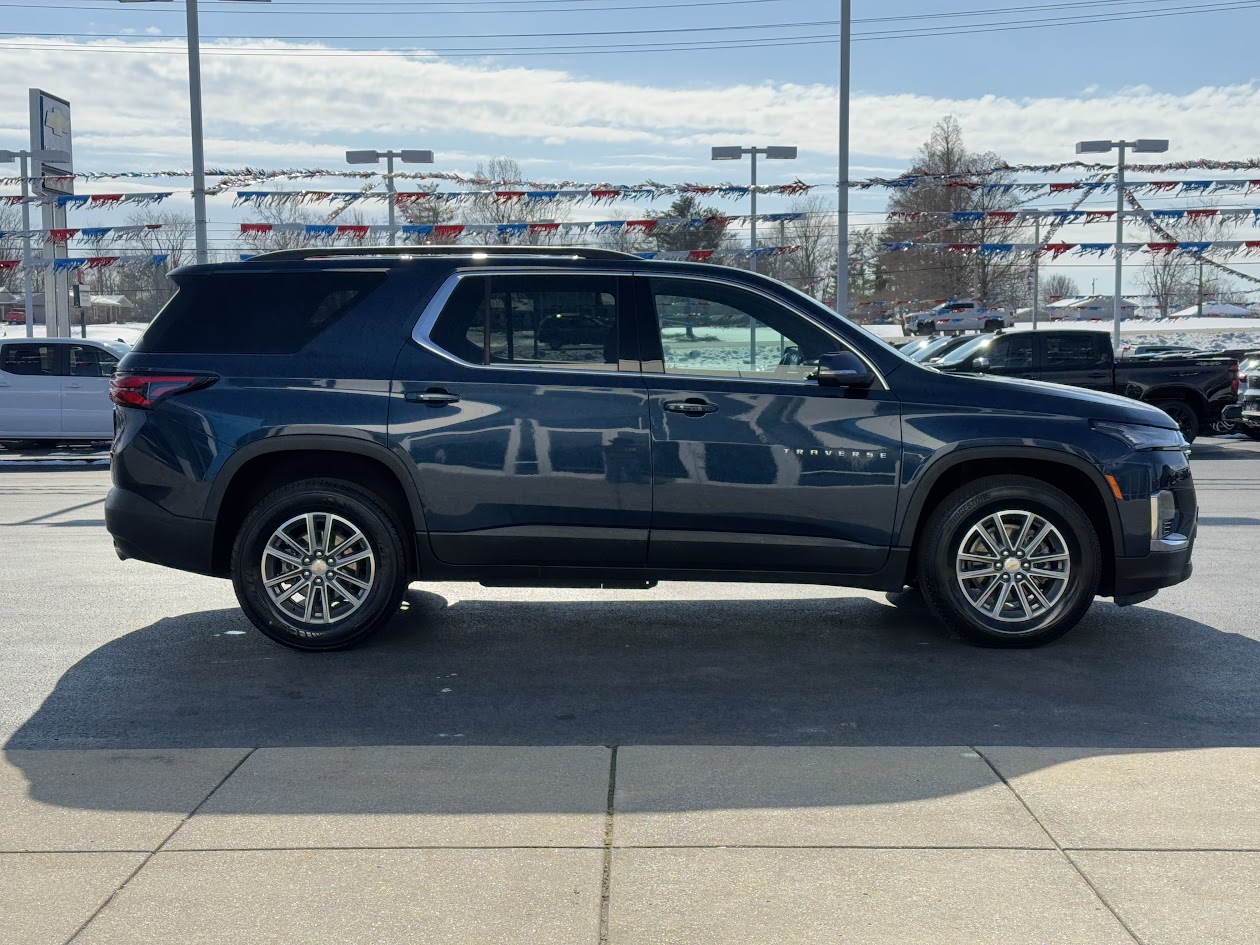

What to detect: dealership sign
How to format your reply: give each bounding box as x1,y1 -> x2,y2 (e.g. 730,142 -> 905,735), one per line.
28,89 -> 73,196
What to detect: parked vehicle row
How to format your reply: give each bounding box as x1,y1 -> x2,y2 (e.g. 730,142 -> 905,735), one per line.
105,246 -> 1196,653
901,300 -> 1015,335
932,330 -> 1238,442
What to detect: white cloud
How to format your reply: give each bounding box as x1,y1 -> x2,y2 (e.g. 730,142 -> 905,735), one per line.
2,37 -> 1258,178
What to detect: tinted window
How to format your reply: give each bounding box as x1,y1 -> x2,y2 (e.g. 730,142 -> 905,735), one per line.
989,335 -> 1034,370
1,343 -> 57,376
68,345 -> 119,377
937,336 -> 991,367
1045,334 -> 1107,368
430,274 -> 622,368
650,277 -> 838,380
134,271 -> 386,355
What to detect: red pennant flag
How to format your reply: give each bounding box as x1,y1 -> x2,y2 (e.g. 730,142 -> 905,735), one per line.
1186,209 -> 1219,219
1039,243 -> 1076,258
945,243 -> 980,252
433,225 -> 465,240
1049,183 -> 1079,193
0,259 -> 19,271
494,191 -> 525,201
1147,182 -> 1178,193
241,223 -> 273,233
589,189 -> 620,200
688,249 -> 714,262
337,225 -> 369,239
1084,211 -> 1114,224
47,229 -> 79,243
986,211 -> 1017,224
394,192 -> 436,204
89,194 -> 123,206
626,220 -> 657,231
1146,242 -> 1179,255
528,222 -> 559,233
944,181 -> 979,190
85,256 -> 119,269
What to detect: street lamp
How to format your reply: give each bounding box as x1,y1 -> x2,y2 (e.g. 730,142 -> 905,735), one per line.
346,149 -> 436,244
711,145 -> 797,274
1075,137 -> 1169,347
119,0 -> 272,264
0,147 -> 71,338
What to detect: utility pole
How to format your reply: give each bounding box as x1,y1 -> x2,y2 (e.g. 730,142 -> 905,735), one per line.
836,0 -> 851,318
1031,215 -> 1041,330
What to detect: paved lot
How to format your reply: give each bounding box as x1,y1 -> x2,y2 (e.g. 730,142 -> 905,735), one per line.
2,437 -> 1259,943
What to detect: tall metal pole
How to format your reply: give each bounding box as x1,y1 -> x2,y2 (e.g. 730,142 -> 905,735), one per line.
1112,141 -> 1126,349
19,152 -> 34,339
748,148 -> 758,273
386,151 -> 397,245
835,0 -> 851,317
186,0 -> 208,264
1031,215 -> 1041,331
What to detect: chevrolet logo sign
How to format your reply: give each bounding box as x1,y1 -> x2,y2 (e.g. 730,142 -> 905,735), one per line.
43,108 -> 71,139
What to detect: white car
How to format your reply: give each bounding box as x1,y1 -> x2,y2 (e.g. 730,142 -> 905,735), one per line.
0,337 -> 129,448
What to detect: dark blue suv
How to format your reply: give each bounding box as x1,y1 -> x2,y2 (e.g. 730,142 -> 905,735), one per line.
106,247 -> 1197,650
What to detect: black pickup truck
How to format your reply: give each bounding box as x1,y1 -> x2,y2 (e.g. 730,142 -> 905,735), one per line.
934,329 -> 1238,441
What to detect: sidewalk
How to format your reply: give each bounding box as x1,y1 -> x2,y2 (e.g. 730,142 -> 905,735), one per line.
3,746 -> 1258,945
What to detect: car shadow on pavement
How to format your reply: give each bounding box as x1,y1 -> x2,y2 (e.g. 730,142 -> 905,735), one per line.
9,588 -> 1260,754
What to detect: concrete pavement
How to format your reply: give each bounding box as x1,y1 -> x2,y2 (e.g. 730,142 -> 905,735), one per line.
4,745 -> 1260,944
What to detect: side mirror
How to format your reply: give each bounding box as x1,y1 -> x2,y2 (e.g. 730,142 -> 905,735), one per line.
814,351 -> 876,388
971,356 -> 991,372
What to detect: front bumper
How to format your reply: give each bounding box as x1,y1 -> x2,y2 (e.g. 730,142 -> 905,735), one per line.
1112,537 -> 1194,605
105,486 -> 217,576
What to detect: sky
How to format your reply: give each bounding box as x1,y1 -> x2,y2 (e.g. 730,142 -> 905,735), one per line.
3,0 -> 1260,295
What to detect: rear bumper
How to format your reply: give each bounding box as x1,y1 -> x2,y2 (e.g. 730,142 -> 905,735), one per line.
105,486 -> 217,576
1222,403 -> 1243,422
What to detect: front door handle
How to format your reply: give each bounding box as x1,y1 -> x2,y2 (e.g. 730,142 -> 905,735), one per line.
405,388 -> 460,406
664,398 -> 718,416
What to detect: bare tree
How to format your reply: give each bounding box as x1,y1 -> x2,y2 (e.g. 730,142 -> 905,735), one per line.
770,194 -> 836,300
879,116 -> 1024,306
1040,273 -> 1079,302
0,204 -> 22,298
239,200 -> 321,254
462,157 -> 567,245
1140,212 -> 1237,317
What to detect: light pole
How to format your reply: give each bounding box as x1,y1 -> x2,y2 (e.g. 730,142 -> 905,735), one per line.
1075,138 -> 1169,348
837,0 -> 851,317
346,149 -> 436,244
120,0 -> 271,264
711,145 -> 797,274
0,147 -> 71,338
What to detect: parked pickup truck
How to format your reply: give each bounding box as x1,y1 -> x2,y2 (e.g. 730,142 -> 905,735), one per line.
903,301 -> 1014,336
934,329 -> 1238,442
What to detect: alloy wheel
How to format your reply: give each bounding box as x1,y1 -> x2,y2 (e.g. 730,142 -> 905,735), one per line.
260,512 -> 376,625
955,509 -> 1071,626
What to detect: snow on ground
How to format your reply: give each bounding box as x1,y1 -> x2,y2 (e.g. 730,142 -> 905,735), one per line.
0,322 -> 147,345
863,318 -> 1260,352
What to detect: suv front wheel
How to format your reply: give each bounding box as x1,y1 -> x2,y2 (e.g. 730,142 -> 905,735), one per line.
917,476 -> 1101,647
231,479 -> 409,651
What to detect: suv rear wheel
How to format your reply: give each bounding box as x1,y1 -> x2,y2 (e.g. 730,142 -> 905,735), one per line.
917,476 -> 1101,647
230,479 -> 408,651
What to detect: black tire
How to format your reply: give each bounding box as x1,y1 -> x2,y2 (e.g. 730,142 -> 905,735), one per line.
1152,400 -> 1199,443
230,479 -> 409,651
916,475 -> 1101,648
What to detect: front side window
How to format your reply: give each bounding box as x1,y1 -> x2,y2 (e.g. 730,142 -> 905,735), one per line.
649,277 -> 838,380
989,335 -> 1034,370
1,343 -> 57,376
429,273 -> 622,369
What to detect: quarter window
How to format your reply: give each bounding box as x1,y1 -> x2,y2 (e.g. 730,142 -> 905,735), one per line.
429,274 -> 623,369
648,277 -> 839,380
1,343 -> 57,376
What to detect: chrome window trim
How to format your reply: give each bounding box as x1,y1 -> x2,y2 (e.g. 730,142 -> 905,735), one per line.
637,271 -> 889,391
409,268 -> 633,377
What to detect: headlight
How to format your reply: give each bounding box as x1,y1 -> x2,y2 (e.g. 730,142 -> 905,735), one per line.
1091,420 -> 1187,451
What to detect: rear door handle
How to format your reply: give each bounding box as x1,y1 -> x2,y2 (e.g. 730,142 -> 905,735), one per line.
405,388 -> 460,406
664,399 -> 718,416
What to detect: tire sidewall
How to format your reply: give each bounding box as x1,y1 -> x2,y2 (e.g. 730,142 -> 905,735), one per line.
232,484 -> 404,650
926,484 -> 1100,645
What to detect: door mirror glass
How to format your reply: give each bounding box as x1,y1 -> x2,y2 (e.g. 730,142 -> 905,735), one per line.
972,356 -> 991,372
814,351 -> 875,388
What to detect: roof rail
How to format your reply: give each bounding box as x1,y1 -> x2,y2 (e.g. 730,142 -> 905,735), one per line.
245,245 -> 640,262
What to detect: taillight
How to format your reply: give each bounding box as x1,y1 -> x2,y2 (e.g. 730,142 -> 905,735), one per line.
109,372 -> 217,409
1230,363 -> 1240,396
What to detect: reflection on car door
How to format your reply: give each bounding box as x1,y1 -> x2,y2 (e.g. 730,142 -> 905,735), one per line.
61,344 -> 120,437
638,275 -> 902,574
0,342 -> 62,437
391,270 -> 651,567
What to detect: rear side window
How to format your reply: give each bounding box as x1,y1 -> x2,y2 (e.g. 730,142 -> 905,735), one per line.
1,343 -> 57,376
428,273 -> 623,369
134,271 -> 387,355
1044,334 -> 1108,368
988,335 -> 1034,370
69,345 -> 119,377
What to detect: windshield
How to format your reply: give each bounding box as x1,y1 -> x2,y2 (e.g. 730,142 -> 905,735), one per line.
911,336 -> 956,361
937,335 -> 993,367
